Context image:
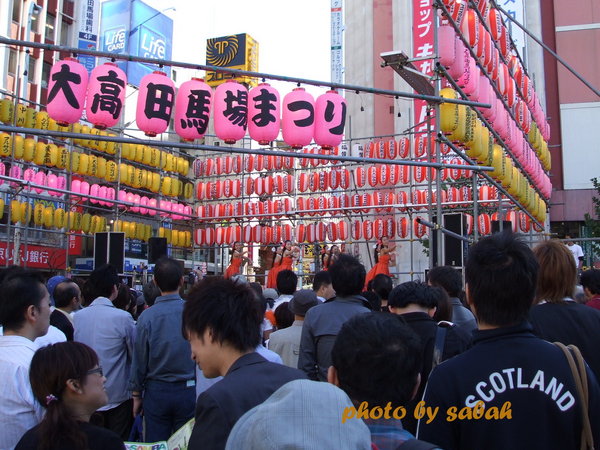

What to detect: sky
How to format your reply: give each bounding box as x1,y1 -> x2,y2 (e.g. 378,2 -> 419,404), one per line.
151,0 -> 332,97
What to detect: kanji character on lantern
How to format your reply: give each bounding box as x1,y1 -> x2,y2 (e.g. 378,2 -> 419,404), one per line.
86,63 -> 127,129
314,90 -> 346,149
214,80 -> 248,144
248,83 -> 280,145
282,87 -> 315,148
47,58 -> 89,125
174,78 -> 213,141
136,71 -> 175,137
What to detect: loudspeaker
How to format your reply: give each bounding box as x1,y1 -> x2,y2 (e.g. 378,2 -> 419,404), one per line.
148,237 -> 168,263
94,232 -> 125,273
432,214 -> 465,267
492,221 -> 513,234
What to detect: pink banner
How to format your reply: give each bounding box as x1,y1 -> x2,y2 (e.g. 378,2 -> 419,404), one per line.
412,0 -> 436,135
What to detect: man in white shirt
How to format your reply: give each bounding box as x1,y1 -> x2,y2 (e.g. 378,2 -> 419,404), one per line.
0,270 -> 50,450
565,235 -> 584,269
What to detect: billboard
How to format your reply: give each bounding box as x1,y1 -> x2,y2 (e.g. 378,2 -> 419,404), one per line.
78,0 -> 100,72
205,33 -> 259,87
99,0 -> 173,87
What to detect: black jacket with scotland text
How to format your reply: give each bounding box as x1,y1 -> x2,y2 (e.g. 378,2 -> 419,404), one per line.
417,322 -> 600,450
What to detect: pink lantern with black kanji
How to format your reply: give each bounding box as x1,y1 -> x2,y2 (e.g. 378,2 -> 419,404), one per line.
86,62 -> 127,129
314,90 -> 346,149
282,87 -> 315,148
174,78 -> 212,141
214,80 -> 248,144
47,57 -> 89,126
248,83 -> 280,145
136,71 -> 175,137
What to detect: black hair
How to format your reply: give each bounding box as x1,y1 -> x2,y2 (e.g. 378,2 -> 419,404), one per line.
0,269 -> 46,331
142,282 -> 161,307
53,281 -> 80,309
465,230 -> 538,327
388,281 -> 439,310
312,271 -> 332,292
113,284 -> 133,313
332,312 -> 422,407
431,286 -> 453,322
153,257 -> 183,293
87,264 -> 119,299
276,270 -> 297,295
30,342 -> 99,450
581,269 -> 600,296
182,276 -> 262,352
427,266 -> 463,298
274,302 -> 294,329
361,290 -> 380,311
372,274 -> 393,300
328,254 -> 366,297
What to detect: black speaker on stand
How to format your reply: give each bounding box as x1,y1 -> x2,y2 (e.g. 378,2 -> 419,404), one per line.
148,237 -> 168,263
431,214 -> 465,267
94,232 -> 125,273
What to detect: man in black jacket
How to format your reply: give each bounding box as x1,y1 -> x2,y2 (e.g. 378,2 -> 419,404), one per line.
184,277 -> 306,450
388,281 -> 470,434
50,280 -> 80,341
418,231 -> 600,450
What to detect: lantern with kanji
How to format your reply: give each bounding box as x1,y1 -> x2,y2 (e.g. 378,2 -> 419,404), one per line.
136,71 -> 175,137
282,87 -> 315,148
47,58 -> 89,126
314,90 -> 346,149
86,62 -> 126,129
214,80 -> 248,144
248,83 -> 280,145
174,78 -> 212,141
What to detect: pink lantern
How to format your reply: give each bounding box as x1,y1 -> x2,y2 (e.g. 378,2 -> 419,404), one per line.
282,87 -> 315,148
47,174 -> 59,196
136,71 -> 175,137
248,83 -> 280,145
214,80 -> 248,144
174,78 -> 213,141
148,198 -> 158,216
439,26 -> 457,67
98,186 -> 108,206
86,62 -> 127,129
89,184 -> 100,204
314,90 -> 346,149
23,168 -> 35,191
47,58 -> 89,126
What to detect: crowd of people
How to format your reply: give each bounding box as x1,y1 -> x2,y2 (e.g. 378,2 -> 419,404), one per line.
1,231 -> 600,449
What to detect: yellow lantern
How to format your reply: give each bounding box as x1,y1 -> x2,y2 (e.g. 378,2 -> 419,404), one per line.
121,142 -> 132,160
56,146 -> 69,169
0,198 -> 5,220
0,132 -> 12,157
184,182 -> 193,199
15,104 -> 27,128
43,206 -> 54,228
25,107 -> 37,129
105,161 -> 118,182
96,130 -> 108,153
34,142 -> 47,165
149,173 -> 161,193
20,202 -> 32,225
142,146 -> 153,166
133,169 -> 144,188
105,133 -> 117,155
96,157 -> 107,179
23,138 -> 36,162
54,208 -> 66,229
87,155 -> 98,177
0,98 -> 14,124
77,153 -> 90,175
149,147 -> 160,167
33,203 -> 45,226
171,230 -> 180,247
44,143 -> 58,167
119,163 -> 129,183
81,213 -> 92,234
47,117 -> 59,133
35,110 -> 49,130
134,145 -> 145,163
10,200 -> 21,224
161,177 -> 172,196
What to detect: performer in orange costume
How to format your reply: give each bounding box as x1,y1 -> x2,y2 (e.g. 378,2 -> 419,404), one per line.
364,236 -> 396,290
224,241 -> 249,279
266,240 -> 294,288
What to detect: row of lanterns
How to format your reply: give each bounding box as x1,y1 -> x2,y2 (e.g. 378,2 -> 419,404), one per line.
193,208 -> 539,247
7,200 -> 107,233
45,58 -> 347,148
157,227 -> 192,247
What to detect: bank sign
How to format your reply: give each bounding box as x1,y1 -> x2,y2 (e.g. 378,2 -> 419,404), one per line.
99,0 -> 173,87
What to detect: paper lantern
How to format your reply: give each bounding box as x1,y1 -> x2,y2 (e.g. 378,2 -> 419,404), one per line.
414,218 -> 428,238
174,78 -> 212,141
398,137 -> 411,158
367,166 -> 378,187
373,219 -> 385,240
355,167 -> 367,188
340,169 -> 351,189
247,83 -> 281,145
282,88 -> 315,148
338,221 -> 349,241
213,80 -> 248,144
477,214 -> 492,235
47,58 -> 88,125
439,26 -> 457,67
136,71 -> 175,137
363,220 -> 373,240
86,62 -> 126,129
478,185 -> 497,207
314,90 -> 346,149
397,218 -> 409,238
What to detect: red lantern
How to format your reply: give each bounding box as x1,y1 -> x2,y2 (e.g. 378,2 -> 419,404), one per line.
296,197 -> 306,217
398,137 -> 411,158
329,196 -> 340,216
243,225 -> 253,243
297,224 -> 306,243
317,196 -> 327,216
373,219 -> 385,239
414,218 -> 428,238
306,223 -> 316,243
385,139 -> 398,159
316,223 -> 327,242
339,221 -> 349,241
136,71 -> 175,137
47,58 -> 89,126
205,228 -> 216,246
447,186 -> 460,208
174,78 -> 212,141
351,221 -> 362,240
282,88 -> 315,148
314,90 -> 346,149
86,62 -> 126,129
363,220 -> 374,240
248,83 -> 280,145
397,191 -> 409,212
297,173 -> 309,192
414,164 -> 427,183
384,218 -> 396,238
397,218 -> 409,238
465,214 -> 474,235
254,154 -> 265,171
214,80 -> 248,144
367,166 -> 378,187
282,224 -> 292,242
461,9 -> 480,49
477,214 -> 492,235
478,185 -> 497,207
340,169 -> 351,189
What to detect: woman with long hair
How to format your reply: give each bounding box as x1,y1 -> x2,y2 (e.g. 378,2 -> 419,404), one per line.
364,236 -> 396,291
16,342 -> 124,450
323,245 -> 341,270
224,241 -> 249,279
529,239 -> 600,380
265,240 -> 294,288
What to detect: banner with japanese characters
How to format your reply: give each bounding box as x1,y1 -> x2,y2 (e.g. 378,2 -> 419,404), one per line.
0,242 -> 67,270
412,0 -> 435,134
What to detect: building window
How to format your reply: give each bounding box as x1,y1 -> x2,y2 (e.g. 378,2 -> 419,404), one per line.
28,56 -> 36,81
41,61 -> 52,89
45,14 -> 56,41
60,20 -> 71,46
30,13 -> 40,35
8,49 -> 17,75
12,0 -> 21,22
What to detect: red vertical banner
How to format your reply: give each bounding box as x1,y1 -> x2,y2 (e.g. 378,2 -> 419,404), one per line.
412,0 -> 436,135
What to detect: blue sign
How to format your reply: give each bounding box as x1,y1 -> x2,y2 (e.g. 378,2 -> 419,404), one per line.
99,0 -> 173,87
78,32 -> 97,73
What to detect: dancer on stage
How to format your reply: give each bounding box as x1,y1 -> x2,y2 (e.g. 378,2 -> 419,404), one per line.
364,236 -> 396,290
266,240 -> 295,288
224,241 -> 249,279
323,244 -> 341,270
